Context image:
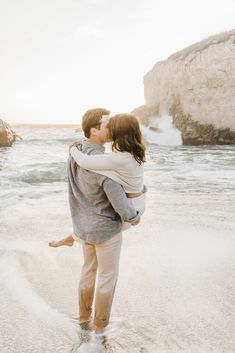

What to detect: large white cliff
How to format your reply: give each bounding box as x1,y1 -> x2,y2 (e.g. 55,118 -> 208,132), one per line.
134,29 -> 235,144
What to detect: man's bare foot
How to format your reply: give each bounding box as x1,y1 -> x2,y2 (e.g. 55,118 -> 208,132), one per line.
49,235 -> 75,248
78,316 -> 92,331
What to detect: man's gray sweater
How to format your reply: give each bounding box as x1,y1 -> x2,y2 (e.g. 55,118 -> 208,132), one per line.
67,140 -> 138,244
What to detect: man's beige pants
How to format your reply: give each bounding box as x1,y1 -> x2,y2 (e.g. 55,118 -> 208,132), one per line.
79,232 -> 122,328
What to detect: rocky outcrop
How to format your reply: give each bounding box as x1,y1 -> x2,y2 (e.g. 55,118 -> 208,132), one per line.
136,29 -> 235,144
0,119 -> 20,147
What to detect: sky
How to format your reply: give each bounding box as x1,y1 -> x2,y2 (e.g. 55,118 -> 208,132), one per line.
0,0 -> 234,124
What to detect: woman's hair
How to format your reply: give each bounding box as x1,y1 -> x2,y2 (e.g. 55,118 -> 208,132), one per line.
107,114 -> 146,164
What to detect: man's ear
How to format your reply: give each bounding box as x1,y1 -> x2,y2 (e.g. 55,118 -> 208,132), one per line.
90,127 -> 98,136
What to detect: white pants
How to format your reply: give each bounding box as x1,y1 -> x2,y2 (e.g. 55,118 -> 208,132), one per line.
122,192 -> 146,230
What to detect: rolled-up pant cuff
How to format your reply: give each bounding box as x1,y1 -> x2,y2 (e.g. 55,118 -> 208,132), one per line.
79,287 -> 94,319
93,316 -> 109,328
80,310 -> 91,319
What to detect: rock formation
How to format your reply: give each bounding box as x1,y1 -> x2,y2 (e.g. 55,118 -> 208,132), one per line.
134,29 -> 235,144
0,119 -> 21,147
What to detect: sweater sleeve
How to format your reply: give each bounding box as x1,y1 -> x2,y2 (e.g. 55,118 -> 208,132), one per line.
70,146 -> 125,170
100,177 -> 139,223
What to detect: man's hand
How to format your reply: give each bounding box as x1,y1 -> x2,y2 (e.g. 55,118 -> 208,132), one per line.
131,216 -> 141,226
69,140 -> 82,152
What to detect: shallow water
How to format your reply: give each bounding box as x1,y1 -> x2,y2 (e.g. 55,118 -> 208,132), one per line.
0,128 -> 235,353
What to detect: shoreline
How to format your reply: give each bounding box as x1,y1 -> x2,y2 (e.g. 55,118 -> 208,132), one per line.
11,123 -> 82,129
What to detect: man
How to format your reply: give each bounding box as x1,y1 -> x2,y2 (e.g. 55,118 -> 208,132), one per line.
68,108 -> 139,334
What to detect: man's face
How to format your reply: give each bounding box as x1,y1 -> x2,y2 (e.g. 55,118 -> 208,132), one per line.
96,120 -> 110,144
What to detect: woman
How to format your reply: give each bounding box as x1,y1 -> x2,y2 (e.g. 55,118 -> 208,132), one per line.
49,113 -> 146,248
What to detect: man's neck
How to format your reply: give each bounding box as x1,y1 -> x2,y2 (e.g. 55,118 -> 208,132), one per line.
87,137 -> 104,145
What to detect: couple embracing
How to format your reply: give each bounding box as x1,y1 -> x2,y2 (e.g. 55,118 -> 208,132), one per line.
49,108 -> 147,335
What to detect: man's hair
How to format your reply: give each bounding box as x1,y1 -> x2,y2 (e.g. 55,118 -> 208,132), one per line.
82,108 -> 110,138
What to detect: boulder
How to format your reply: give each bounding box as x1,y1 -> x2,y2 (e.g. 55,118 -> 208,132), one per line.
135,29 -> 235,145
0,119 -> 20,147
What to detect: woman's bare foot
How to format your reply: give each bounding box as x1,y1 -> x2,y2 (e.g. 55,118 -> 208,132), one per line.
49,235 -> 75,248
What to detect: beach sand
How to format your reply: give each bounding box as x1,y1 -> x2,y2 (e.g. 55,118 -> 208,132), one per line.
0,188 -> 234,353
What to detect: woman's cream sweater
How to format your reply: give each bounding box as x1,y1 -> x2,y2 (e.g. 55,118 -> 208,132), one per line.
70,146 -> 144,193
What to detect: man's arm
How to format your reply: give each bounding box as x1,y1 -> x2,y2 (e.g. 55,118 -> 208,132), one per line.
99,177 -> 140,223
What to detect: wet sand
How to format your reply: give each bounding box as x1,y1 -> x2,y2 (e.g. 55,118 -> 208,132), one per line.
0,188 -> 234,353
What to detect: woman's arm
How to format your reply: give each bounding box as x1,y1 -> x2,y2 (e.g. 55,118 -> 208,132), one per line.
69,140 -> 82,152
70,146 -> 125,170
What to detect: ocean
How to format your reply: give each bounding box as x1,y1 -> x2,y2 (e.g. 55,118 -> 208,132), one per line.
0,126 -> 235,353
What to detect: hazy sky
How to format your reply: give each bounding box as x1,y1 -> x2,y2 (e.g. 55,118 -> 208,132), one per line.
0,0 -> 234,124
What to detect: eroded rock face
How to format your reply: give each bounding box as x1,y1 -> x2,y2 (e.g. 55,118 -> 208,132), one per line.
0,119 -> 18,147
136,29 -> 235,145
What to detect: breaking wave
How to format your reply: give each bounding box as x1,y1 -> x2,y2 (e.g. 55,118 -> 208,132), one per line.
141,114 -> 182,146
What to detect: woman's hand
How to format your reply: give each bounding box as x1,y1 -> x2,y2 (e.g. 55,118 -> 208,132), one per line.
69,140 -> 82,152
